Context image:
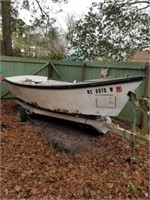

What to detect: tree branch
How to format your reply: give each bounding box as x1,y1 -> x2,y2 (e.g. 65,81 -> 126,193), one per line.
130,0 -> 150,4
34,0 -> 64,54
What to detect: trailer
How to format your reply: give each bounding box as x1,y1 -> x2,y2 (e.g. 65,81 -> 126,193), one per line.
16,91 -> 149,152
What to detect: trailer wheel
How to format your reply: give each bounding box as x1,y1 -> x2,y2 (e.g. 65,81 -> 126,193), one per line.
17,106 -> 27,122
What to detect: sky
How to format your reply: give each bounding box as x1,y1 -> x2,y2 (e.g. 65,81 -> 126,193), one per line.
20,0 -> 101,30
57,0 -> 100,15
53,0 -> 100,31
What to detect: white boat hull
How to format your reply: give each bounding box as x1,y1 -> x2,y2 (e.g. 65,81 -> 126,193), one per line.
5,75 -> 145,117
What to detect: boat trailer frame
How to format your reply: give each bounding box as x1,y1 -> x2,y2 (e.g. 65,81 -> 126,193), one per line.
16,93 -> 149,149
15,94 -> 149,164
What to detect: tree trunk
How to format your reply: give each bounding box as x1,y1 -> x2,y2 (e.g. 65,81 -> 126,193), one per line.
1,0 -> 13,56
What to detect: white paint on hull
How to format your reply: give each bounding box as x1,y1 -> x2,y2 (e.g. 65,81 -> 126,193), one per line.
5,75 -> 143,117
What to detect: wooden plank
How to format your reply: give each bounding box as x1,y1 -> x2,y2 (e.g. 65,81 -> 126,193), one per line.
50,61 -> 65,79
32,62 -> 49,75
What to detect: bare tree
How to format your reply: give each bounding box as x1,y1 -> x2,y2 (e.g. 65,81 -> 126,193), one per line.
0,0 -> 68,57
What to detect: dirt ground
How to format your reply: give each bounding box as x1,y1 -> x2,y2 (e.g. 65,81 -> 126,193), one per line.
1,99 -> 149,199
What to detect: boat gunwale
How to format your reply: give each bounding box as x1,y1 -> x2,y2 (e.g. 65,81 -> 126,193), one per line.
5,76 -> 145,90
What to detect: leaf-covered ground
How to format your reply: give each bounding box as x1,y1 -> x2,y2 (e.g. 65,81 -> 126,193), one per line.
1,99 -> 149,199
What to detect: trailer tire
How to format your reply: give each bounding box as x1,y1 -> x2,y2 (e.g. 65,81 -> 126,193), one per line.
17,106 -> 27,122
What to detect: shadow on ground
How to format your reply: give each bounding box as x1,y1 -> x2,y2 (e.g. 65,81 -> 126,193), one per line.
29,114 -> 104,154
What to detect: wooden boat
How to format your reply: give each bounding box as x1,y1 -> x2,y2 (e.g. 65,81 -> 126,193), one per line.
5,75 -> 145,117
